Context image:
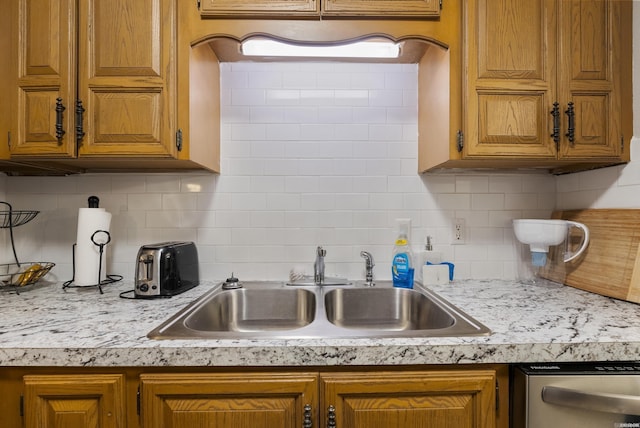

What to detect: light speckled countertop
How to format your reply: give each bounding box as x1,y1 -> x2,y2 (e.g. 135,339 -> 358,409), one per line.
1,279 -> 640,367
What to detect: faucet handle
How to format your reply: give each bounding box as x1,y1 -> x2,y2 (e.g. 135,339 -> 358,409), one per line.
317,246 -> 326,257
360,251 -> 374,268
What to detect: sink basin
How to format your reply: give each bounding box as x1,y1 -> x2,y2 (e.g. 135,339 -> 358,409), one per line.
324,288 -> 455,331
148,284 -> 316,339
148,281 -> 490,340
185,288 -> 315,332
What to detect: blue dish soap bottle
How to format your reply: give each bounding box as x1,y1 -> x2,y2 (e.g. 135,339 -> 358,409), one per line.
392,218 -> 415,289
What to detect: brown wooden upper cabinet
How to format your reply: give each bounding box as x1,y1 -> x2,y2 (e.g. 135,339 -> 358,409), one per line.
198,0 -> 441,18
463,0 -> 632,165
11,0 -> 177,159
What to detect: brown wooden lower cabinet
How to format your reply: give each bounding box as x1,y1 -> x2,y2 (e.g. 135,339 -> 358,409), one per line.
321,371 -> 497,428
140,372 -> 318,428
23,374 -> 126,428
0,366 -> 508,428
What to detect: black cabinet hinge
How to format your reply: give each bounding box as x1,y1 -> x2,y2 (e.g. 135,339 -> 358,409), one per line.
7,131 -> 11,149
440,0 -> 443,10
20,395 -> 24,417
456,130 -> 464,152
197,0 -> 201,9
495,379 -> 500,411
137,385 -> 141,415
621,135 -> 625,153
176,129 -> 183,152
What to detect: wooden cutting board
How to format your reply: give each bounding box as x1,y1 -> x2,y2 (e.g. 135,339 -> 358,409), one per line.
539,209 -> 640,303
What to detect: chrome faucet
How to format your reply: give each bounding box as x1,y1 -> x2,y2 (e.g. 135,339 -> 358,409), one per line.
360,251 -> 375,286
314,246 -> 326,285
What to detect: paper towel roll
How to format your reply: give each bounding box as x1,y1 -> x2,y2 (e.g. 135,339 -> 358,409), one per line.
74,207 -> 112,286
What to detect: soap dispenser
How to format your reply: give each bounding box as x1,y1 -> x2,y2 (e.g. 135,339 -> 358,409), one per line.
421,236 -> 443,265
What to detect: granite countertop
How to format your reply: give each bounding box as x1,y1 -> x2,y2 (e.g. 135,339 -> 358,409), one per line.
1,278 -> 640,367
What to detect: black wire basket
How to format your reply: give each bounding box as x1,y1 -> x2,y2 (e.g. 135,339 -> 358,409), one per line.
0,201 -> 41,267
0,209 -> 40,228
0,262 -> 55,288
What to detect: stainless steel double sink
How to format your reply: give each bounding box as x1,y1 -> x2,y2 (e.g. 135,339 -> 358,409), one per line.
147,281 -> 491,340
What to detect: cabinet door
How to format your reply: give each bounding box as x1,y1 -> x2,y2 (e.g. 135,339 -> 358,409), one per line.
140,372 -> 318,428
556,0 -> 626,159
23,374 -> 125,428
322,0 -> 440,17
322,370 -> 496,428
13,0 -> 77,157
465,0 -> 557,158
199,0 -> 319,17
77,0 -> 177,157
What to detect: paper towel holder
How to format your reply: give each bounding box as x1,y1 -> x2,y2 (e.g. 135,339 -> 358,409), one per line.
62,231 -> 122,294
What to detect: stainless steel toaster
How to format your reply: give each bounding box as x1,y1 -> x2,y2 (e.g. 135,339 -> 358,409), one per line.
134,241 -> 199,297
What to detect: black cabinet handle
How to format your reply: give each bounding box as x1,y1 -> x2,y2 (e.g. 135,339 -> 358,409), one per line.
550,102 -> 560,147
565,102 -> 575,145
55,97 -> 66,144
76,100 -> 85,144
303,404 -> 313,428
327,405 -> 336,428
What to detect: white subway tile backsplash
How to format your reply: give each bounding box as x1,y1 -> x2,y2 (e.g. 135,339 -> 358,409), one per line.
267,89 -> 302,105
231,88 -> 266,106
230,123 -> 266,140
263,159 -> 299,176
335,90 -> 369,107
283,71 -> 317,89
436,194 -> 471,210
505,193 -> 539,210
618,163 -> 640,187
471,194 -> 504,210
350,72 -> 386,90
333,159 -> 366,176
231,193 -> 267,210
248,70 -> 283,88
145,210 -> 181,228
488,210 -> 522,228
318,107 -> 354,123
162,193 -> 198,211
267,124 -> 301,141
489,175 -> 522,193
299,90 -> 333,105
335,124 -> 369,140
317,72 -> 353,89
370,90 -> 404,107
250,106 -> 285,123
127,194 -> 162,211
470,261 -> 505,279
181,175 -> 216,193
251,141 -> 285,158
299,125 -> 337,141
284,211 -> 320,228
300,193 -> 336,210
352,107 -> 387,123
455,176 -> 489,193
3,62 -> 564,281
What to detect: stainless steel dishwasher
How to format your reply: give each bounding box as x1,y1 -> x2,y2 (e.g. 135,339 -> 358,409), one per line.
512,363 -> 640,428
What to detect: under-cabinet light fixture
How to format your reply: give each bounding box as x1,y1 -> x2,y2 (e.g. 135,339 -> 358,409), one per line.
241,39 -> 401,59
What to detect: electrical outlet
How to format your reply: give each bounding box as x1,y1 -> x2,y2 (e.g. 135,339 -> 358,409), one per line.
452,218 -> 466,244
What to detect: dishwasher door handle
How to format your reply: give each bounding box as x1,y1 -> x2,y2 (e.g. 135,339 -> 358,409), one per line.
542,385 -> 640,416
